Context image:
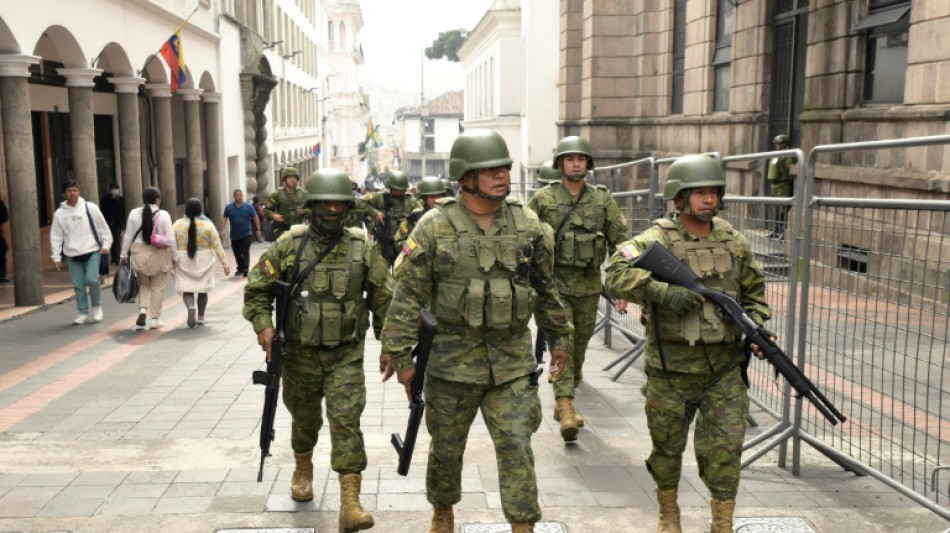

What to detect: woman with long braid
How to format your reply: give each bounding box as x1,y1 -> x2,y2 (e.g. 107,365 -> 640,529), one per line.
120,187 -> 177,331
173,198 -> 230,328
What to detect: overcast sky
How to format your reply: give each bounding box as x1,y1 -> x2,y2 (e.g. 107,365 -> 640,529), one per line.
356,0 -> 494,109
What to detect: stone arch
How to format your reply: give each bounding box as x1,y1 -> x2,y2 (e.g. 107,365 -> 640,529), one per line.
199,71 -> 216,91
0,16 -> 21,54
141,54 -> 169,84
32,25 -> 86,68
96,42 -> 134,77
179,64 -> 196,90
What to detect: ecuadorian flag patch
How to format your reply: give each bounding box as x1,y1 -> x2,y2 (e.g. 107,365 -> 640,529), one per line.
620,244 -> 636,261
261,258 -> 277,278
403,236 -> 419,258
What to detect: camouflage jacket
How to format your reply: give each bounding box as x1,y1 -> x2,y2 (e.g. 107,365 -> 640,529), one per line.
380,197 -> 574,386
359,192 -> 422,242
243,225 -> 393,363
527,182 -> 629,296
393,207 -> 428,249
768,156 -> 796,197
263,188 -> 309,228
604,215 -> 771,374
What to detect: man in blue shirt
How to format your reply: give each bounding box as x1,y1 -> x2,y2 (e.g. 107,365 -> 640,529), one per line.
220,189 -> 261,277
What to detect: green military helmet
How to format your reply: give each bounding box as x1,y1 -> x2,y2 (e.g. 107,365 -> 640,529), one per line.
553,136 -> 595,170
448,129 -> 512,181
662,155 -> 726,200
773,134 -> 790,145
442,178 -> 453,194
538,159 -> 561,184
389,170 -> 409,190
280,166 -> 300,181
417,176 -> 446,196
305,169 -> 355,202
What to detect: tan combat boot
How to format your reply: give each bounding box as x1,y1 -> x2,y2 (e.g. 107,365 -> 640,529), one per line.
552,403 -> 585,427
338,473 -> 374,532
428,506 -> 454,533
655,488 -> 682,533
510,523 -> 535,533
555,397 -> 579,441
709,498 -> 736,533
291,450 -> 314,502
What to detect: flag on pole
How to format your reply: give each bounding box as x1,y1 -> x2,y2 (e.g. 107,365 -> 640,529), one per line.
160,32 -> 187,92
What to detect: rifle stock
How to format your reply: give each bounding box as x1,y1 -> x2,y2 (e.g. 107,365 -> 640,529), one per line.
631,241 -> 846,425
391,309 -> 438,475
251,280 -> 291,482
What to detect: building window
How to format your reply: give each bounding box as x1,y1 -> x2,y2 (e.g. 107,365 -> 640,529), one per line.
671,0 -> 686,114
856,2 -> 910,104
328,20 -> 335,42
712,0 -> 734,112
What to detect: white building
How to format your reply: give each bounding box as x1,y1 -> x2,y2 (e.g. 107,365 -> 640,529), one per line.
326,0 -> 369,182
394,90 -> 464,181
458,0 -> 559,194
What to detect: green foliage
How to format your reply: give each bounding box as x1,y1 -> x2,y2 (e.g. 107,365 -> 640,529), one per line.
425,29 -> 469,62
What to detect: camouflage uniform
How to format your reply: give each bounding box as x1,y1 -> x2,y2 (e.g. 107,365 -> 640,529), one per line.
603,215 -> 770,500
393,207 -> 426,250
360,192 -> 421,266
264,188 -> 309,239
527,182 -> 628,395
767,156 -> 795,237
243,224 -> 392,472
381,197 -> 573,523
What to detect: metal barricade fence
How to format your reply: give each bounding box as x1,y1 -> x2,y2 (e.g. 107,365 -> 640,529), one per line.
576,139 -> 949,519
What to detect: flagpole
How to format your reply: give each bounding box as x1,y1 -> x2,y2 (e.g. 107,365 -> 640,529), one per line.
140,3 -> 201,75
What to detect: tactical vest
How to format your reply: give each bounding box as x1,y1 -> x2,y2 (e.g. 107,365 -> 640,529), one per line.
430,198 -> 536,331
650,218 -> 743,345
275,189 -> 306,226
552,184 -> 609,270
285,227 -> 369,347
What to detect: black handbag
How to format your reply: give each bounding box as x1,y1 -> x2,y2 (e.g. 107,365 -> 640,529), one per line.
85,203 -> 110,276
112,262 -> 139,303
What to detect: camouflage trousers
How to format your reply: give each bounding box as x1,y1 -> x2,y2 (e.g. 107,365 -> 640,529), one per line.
641,364 -> 749,500
552,292 -> 600,398
281,345 -> 367,473
424,375 -> 542,523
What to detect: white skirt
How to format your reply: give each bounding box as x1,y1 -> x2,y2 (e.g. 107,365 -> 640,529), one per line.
175,249 -> 217,293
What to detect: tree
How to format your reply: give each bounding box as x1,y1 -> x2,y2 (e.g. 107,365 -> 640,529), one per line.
425,29 -> 469,62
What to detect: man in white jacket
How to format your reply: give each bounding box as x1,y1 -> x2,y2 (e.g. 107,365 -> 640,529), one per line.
50,180 -> 112,324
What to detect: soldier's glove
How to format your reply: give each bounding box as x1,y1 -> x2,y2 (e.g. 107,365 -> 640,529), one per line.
660,285 -> 703,314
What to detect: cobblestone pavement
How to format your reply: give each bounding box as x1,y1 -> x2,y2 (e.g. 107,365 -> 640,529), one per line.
0,243 -> 946,532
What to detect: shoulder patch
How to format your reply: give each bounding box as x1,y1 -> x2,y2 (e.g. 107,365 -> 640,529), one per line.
260,258 -> 277,279
619,243 -> 637,261
402,235 -> 420,258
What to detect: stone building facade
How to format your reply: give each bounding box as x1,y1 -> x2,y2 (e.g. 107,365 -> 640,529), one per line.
559,0 -> 950,201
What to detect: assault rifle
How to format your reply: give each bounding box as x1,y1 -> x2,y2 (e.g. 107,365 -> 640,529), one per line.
391,309 -> 438,476
373,193 -> 395,265
601,288 -> 628,315
630,241 -> 847,425
251,280 -> 292,481
531,329 -> 546,386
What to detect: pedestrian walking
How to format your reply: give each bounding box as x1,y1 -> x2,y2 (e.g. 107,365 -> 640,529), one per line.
526,136 -> 629,442
379,129 -> 573,533
358,170 -> 421,266
220,188 -> 261,276
50,180 -> 112,325
243,169 -> 392,532
99,182 -> 126,264
251,195 -> 266,241
767,134 -> 795,239
264,167 -> 308,240
393,176 -> 445,249
120,186 -> 178,331
604,154 -> 773,533
0,195 -> 9,283
175,198 -> 229,328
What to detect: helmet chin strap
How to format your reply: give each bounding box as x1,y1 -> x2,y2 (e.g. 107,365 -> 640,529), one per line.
564,172 -> 586,182
461,175 -> 509,202
678,191 -> 721,222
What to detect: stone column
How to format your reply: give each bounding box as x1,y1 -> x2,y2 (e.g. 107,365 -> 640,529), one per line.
202,91 -> 224,227
146,84 -> 176,208
178,88 -> 204,204
108,76 -> 145,218
58,68 -> 103,200
0,55 -> 44,306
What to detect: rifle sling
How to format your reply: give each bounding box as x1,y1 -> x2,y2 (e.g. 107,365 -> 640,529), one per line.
554,184 -> 588,237
290,229 -> 341,291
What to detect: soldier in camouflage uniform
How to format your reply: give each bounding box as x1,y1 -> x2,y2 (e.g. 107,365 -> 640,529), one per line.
604,155 -> 772,533
264,167 -> 309,240
526,138 -> 629,442
767,134 -> 795,239
379,130 -> 574,533
393,176 -> 445,250
358,170 -> 422,266
243,169 -> 392,533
